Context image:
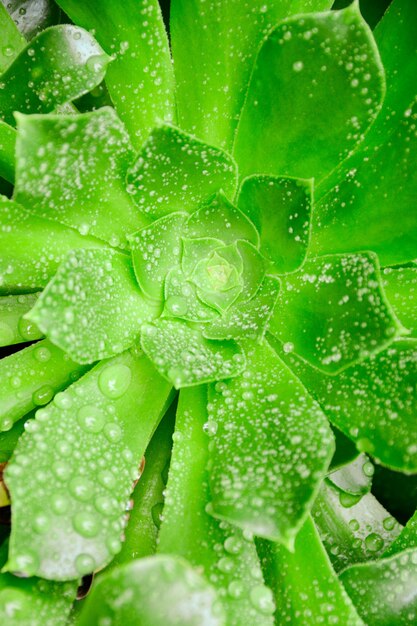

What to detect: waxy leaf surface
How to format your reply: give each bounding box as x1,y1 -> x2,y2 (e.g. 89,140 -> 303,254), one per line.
269,252 -> 402,374
141,319 -> 245,388
234,4 -> 385,181
77,555 -> 225,626
158,387 -> 275,626
207,340 -> 334,544
0,197 -> 105,293
28,249 -> 158,364
312,0 -> 417,265
258,516 -> 364,625
14,109 -> 145,249
171,0 -> 333,150
0,339 -> 88,432
5,349 -> 172,579
56,0 -> 175,148
238,176 -> 313,274
127,126 -> 237,220
0,26 -> 110,126
278,337 -> 417,471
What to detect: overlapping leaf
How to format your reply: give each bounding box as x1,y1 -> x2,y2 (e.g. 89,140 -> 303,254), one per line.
5,349 -> 172,579
158,387 -> 275,625
207,340 -> 334,545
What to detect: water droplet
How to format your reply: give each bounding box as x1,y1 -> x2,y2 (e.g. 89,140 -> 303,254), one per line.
217,557 -> 234,573
203,420 -> 218,436
34,346 -> 51,363
75,553 -> 95,575
250,585 -> 275,615
165,296 -> 188,316
73,512 -> 100,538
106,537 -> 122,555
349,519 -> 360,531
52,461 -> 71,481
32,385 -> 54,407
18,317 -> 39,341
283,342 -> 294,353
292,61 -> 304,72
224,536 -> 243,555
228,580 -> 244,599
98,470 -> 116,489
95,495 -> 115,516
365,532 -> 384,552
0,416 -> 13,431
33,513 -> 51,534
383,516 -> 396,531
51,493 -> 69,514
103,422 -> 122,443
339,492 -> 361,508
13,551 -> 39,576
98,364 -> 132,399
2,45 -> 14,58
69,477 -> 93,502
362,461 -> 374,477
77,405 -> 105,433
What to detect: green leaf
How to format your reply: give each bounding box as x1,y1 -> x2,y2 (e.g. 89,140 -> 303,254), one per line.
164,268 -> 218,322
384,508 -> 417,557
0,571 -> 77,626
234,3 -> 385,181
77,555 -> 225,626
383,266 -> 417,337
0,121 -> 16,183
171,0 -> 333,150
158,387 -> 275,626
14,108 -> 146,249
257,516 -> 364,625
55,0 -> 175,148
28,249 -> 158,364
185,193 -> 258,247
141,319 -> 246,388
127,126 -> 238,220
269,252 -> 403,374
0,414 -> 28,463
207,340 -> 334,545
0,339 -> 89,433
5,348 -> 172,579
340,548 -> 417,625
312,477 -> 401,572
328,453 -> 374,497
0,197 -> 106,293
238,176 -> 313,274
276,337 -> 417,472
108,406 -> 175,569
235,241 -> 267,302
203,276 -> 280,342
129,212 -> 188,302
0,26 -> 110,126
311,0 -> 417,266
0,293 -> 42,347
0,3 -> 25,72
330,426 -> 360,471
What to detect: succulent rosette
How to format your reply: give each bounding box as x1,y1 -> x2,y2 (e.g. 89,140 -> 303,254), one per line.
0,0 -> 416,625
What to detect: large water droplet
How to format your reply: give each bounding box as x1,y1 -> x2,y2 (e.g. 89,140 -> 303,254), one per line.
98,364 -> 132,399
73,512 -> 100,538
77,405 -> 105,433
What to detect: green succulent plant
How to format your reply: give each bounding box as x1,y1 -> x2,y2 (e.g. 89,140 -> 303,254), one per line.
0,0 -> 416,624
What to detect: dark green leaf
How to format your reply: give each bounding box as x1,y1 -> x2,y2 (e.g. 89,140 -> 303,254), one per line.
234,3 -> 385,181
28,249 -> 158,364
5,349 -> 172,579
14,108 -> 145,249
55,0 -> 175,148
269,252 -> 403,374
238,176 -> 313,274
207,340 -> 334,545
0,26 -> 110,126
